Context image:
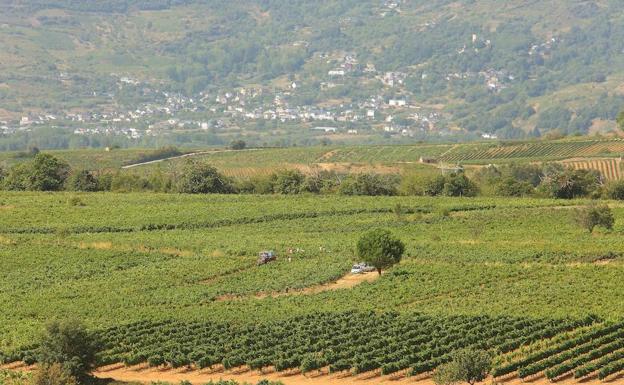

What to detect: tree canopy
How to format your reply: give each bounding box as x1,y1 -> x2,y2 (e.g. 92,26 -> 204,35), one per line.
36,320 -> 98,382
356,229 -> 404,275
575,203 -> 614,233
433,349 -> 492,385
177,160 -> 233,194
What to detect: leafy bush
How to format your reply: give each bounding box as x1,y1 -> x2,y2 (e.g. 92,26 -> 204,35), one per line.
66,170 -> 99,192
230,140 -> 247,150
495,177 -> 534,197
605,180 -> 624,200
31,364 -> 77,385
423,173 -> 477,197
177,160 -> 234,194
272,169 -> 305,194
2,154 -> 70,191
538,164 -> 602,199
36,320 -> 98,381
356,228 -> 404,275
433,349 -> 492,385
575,203 -> 614,233
339,173 -> 398,196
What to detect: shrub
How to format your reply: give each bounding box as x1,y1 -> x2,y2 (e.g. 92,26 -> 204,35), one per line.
177,161 -> 233,194
67,196 -> 86,207
111,174 -> 150,192
28,153 -> 71,191
422,173 -> 477,197
433,349 -> 492,385
442,173 -> 478,197
495,177 -> 534,197
605,180 -> 624,200
575,203 -> 615,233
538,165 -> 601,199
301,170 -> 341,194
272,169 -> 305,194
338,173 -> 398,196
3,163 -> 32,191
30,364 -> 77,385
36,320 -> 98,381
230,140 -> 247,150
423,175 -> 446,196
66,170 -> 99,192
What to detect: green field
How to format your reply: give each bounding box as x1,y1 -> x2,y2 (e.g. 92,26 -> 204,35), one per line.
0,148 -> 160,170
4,138 -> 624,179
1,191 -> 624,382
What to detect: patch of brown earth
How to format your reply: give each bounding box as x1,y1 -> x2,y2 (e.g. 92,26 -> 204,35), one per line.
215,272 -> 380,302
593,258 -> 617,266
0,235 -> 15,245
3,361 -> 616,385
93,365 -> 433,385
91,365 -> 614,385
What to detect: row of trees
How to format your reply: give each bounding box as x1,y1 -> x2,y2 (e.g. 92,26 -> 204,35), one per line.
474,162 -> 624,200
4,153 -> 624,200
0,154 -> 476,197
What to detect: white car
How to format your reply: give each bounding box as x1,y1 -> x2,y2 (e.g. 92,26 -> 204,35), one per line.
351,263 -> 376,274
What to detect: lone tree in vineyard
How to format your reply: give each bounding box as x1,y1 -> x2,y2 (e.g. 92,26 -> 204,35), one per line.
36,320 -> 98,383
433,349 -> 492,385
575,203 -> 614,233
356,229 -> 404,275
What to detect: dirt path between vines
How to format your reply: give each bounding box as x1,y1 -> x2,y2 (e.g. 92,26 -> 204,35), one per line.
91,365 -> 618,385
2,362 -> 617,385
214,272 -> 380,301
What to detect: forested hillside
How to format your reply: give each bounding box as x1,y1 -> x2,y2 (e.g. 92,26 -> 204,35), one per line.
2,0 -> 624,148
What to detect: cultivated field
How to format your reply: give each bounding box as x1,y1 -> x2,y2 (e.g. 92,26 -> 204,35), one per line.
144,139 -> 624,180
1,192 -> 624,384
4,138 -> 624,182
563,158 -> 624,181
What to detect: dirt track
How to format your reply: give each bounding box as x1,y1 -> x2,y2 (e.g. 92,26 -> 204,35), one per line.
93,365 -> 444,385
214,272 -> 380,301
5,360 -> 622,385
92,365 -> 621,385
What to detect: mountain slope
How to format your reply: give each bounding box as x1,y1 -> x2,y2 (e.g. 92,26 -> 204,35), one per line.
1,0 -> 624,146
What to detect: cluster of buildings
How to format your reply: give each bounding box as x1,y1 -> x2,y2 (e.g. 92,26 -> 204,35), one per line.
1,60 -> 447,140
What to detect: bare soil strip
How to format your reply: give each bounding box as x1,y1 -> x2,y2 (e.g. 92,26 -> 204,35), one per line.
93,365 -> 433,385
214,272 -> 380,301
3,361 -> 618,385
91,365 -> 616,385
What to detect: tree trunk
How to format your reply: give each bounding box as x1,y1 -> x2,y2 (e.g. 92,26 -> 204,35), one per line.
377,267 -> 382,275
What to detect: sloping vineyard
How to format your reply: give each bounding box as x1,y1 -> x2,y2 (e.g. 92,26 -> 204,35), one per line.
317,145 -> 451,163
438,139 -> 624,163
4,312 -> 599,380
493,321 -> 624,382
563,158 -> 624,181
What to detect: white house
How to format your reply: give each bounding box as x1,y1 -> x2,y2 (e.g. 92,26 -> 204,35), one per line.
328,69 -> 346,77
389,99 -> 407,107
312,126 -> 337,133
